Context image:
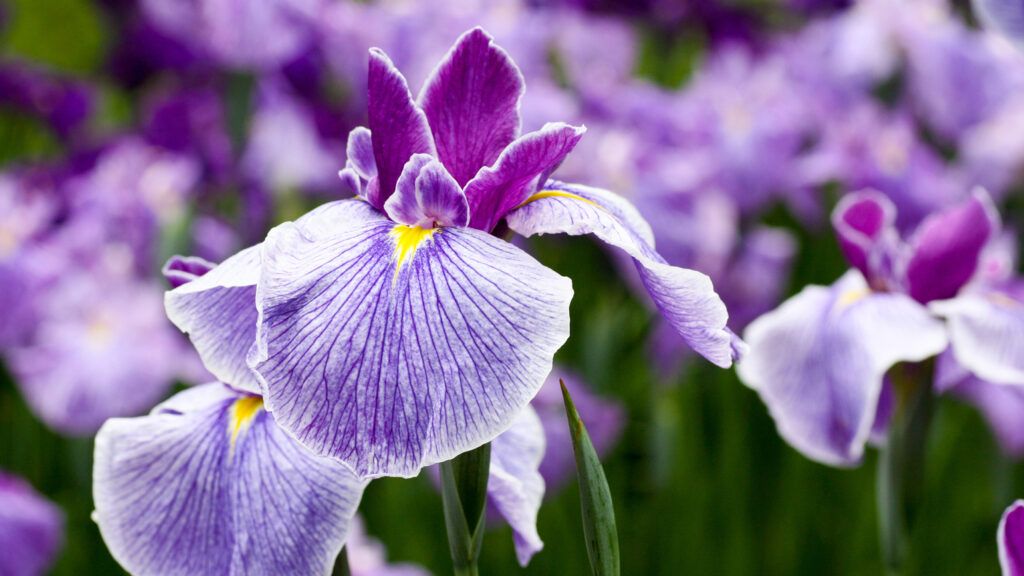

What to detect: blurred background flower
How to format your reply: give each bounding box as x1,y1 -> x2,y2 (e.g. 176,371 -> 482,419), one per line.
1,0 -> 1024,573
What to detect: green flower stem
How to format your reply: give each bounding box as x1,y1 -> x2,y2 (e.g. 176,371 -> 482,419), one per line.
440,443 -> 491,576
877,360 -> 935,575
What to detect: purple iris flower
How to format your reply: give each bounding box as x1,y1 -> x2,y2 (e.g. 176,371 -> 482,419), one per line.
738,188 -> 1019,466
0,472 -> 63,576
94,262 -> 367,575
0,62 -> 93,139
167,28 -> 736,480
1001,501 -> 1024,575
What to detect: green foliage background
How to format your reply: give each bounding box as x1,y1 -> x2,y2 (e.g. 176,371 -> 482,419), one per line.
0,1 -> 1019,574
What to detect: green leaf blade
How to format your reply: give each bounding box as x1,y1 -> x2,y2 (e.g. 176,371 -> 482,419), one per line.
562,379 -> 621,576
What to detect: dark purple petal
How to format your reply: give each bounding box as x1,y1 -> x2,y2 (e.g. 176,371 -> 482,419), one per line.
252,204 -> 572,478
367,48 -> 436,208
94,384 -> 366,576
385,154 -> 469,228
162,255 -> 216,289
464,123 -> 586,232
906,189 -> 1000,304
831,189 -> 899,287
1001,501 -> 1024,576
418,27 -> 525,186
506,181 -> 736,368
738,271 -> 948,466
0,472 -> 63,576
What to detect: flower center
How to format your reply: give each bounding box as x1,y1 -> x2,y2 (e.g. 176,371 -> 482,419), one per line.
390,225 -> 439,269
229,395 -> 264,448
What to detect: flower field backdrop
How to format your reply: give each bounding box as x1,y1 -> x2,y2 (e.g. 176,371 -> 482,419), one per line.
2,0 -> 1024,575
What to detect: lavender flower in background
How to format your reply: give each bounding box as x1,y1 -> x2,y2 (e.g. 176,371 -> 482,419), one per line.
347,516 -> 431,576
0,472 -> 63,576
0,62 -> 93,140
169,27 -> 736,480
1002,501 -> 1024,575
974,0 -> 1024,50
737,188 -> 1021,465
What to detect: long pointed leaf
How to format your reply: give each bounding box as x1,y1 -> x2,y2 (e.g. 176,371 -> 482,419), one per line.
562,379 -> 620,576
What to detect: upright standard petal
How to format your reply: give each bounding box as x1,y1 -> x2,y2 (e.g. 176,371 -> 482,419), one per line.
738,271 -> 948,466
463,123 -> 586,233
506,181 -> 735,368
1001,501 -> 1024,576
252,205 -> 572,478
418,27 -> 525,187
831,189 -> 898,288
94,383 -> 366,576
367,48 -> 435,208
905,189 -> 1000,304
931,285 -> 1024,386
489,406 -> 546,567
0,472 -> 63,576
384,154 -> 469,228
165,244 -> 263,393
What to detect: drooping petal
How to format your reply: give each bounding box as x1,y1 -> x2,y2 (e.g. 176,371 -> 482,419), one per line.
418,27 -> 524,187
384,154 -> 469,228
930,285 -> 1024,386
1001,501 -> 1024,576
506,181 -> 735,368
489,406 -> 546,567
93,383 -> 366,576
252,204 -> 572,478
463,123 -> 586,233
737,271 -> 948,466
831,189 -> 899,288
166,200 -> 380,394
0,472 -> 63,576
906,188 -> 1000,304
367,48 -> 435,208
165,244 -> 262,393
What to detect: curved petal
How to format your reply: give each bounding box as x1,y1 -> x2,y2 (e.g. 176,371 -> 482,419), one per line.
464,123 -> 586,233
162,255 -> 216,289
418,27 -> 524,187
384,154 -> 468,228
737,271 -> 948,466
93,383 -> 366,576
906,188 -> 1000,304
252,207 -> 572,478
166,200 -> 381,394
831,189 -> 899,287
506,181 -> 735,367
490,406 -> 546,567
1001,501 -> 1024,576
367,48 -> 435,208
931,287 -> 1024,386
0,472 -> 63,576
346,126 -> 377,181
165,244 -> 263,393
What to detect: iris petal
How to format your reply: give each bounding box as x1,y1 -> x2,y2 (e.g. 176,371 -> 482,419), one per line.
738,271 -> 948,466
506,181 -> 736,367
490,406 -> 546,566
252,203 -> 572,478
93,383 -> 366,576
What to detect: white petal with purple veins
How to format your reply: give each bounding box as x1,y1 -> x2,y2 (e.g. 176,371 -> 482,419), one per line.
93,383 -> 366,576
506,181 -> 735,367
738,271 -> 948,466
490,405 -> 546,566
252,205 -> 572,478
931,288 -> 1024,386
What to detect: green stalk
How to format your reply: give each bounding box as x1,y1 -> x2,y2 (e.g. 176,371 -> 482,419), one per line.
877,360 -> 934,575
439,443 -> 491,576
